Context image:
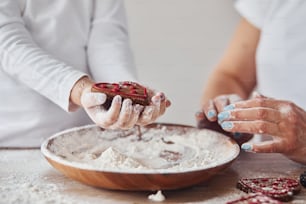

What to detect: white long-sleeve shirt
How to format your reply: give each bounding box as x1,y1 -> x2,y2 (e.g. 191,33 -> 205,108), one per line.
0,0 -> 137,147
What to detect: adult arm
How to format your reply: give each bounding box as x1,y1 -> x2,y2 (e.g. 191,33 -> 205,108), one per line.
196,18 -> 259,144
201,18 -> 259,111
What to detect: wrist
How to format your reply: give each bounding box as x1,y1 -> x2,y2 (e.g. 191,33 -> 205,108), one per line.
70,76 -> 95,107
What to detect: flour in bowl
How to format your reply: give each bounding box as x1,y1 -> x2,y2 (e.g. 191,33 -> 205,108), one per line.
45,124 -> 239,173
91,147 -> 148,170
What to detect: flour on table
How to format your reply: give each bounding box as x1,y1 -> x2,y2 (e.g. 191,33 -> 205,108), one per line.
45,124 -> 239,173
148,190 -> 165,202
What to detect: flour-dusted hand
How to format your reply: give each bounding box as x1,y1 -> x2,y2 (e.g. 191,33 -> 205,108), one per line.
137,88 -> 171,126
89,81 -> 170,127
71,78 -> 171,129
81,88 -> 144,129
82,89 -> 170,129
218,94 -> 306,164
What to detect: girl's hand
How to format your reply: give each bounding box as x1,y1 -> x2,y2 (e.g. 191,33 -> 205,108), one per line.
80,83 -> 171,129
136,88 -> 171,126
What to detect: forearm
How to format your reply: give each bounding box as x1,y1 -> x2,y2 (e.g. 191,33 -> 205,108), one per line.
201,67 -> 254,107
200,18 -> 259,107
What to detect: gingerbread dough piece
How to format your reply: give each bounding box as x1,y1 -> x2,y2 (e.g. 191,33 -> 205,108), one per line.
236,177 -> 301,202
91,81 -> 150,109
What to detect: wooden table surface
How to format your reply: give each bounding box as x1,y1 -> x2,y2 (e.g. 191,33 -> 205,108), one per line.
0,149 -> 305,204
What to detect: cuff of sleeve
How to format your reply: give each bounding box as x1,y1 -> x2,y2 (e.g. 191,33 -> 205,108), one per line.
59,71 -> 88,112
234,0 -> 265,29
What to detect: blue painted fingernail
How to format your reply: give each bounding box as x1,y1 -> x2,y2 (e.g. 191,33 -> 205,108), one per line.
241,143 -> 253,151
221,121 -> 233,129
218,111 -> 230,121
207,110 -> 216,118
224,104 -> 235,111
233,132 -> 242,139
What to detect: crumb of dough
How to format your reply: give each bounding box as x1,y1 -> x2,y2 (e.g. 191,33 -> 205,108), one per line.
148,190 -> 165,202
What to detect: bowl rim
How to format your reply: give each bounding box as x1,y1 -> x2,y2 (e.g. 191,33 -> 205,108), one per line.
41,123 -> 240,175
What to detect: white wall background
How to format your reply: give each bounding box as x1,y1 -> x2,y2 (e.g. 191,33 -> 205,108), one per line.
125,0 -> 240,126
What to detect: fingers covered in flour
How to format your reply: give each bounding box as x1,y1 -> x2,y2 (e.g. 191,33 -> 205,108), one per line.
95,95 -> 122,128
137,92 -> 166,126
110,99 -> 143,129
82,91 -> 123,129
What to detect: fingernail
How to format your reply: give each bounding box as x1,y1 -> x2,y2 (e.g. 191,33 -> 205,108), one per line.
241,143 -> 253,152
207,110 -> 216,119
221,121 -> 233,130
224,104 -> 235,111
159,92 -> 165,101
134,104 -> 144,113
123,99 -> 132,110
233,132 -> 242,139
125,99 -> 132,106
152,97 -> 161,104
113,95 -> 122,103
218,111 -> 230,121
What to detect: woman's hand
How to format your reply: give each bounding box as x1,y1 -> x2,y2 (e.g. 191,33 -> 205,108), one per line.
196,94 -> 253,145
218,94 -> 306,164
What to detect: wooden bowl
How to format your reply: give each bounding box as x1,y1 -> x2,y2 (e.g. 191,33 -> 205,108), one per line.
41,123 -> 240,191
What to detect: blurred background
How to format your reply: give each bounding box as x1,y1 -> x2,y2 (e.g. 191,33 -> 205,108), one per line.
125,0 -> 240,126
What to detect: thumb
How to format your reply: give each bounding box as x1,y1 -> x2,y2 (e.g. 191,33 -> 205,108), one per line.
81,88 -> 107,108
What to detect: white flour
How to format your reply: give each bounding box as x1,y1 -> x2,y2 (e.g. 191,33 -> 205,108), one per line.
92,146 -> 147,170
44,124 -> 239,173
0,151 -> 93,204
279,104 -> 292,115
148,190 -> 165,202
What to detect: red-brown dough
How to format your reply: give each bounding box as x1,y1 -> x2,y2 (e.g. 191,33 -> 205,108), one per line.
236,177 -> 301,202
91,81 -> 150,109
